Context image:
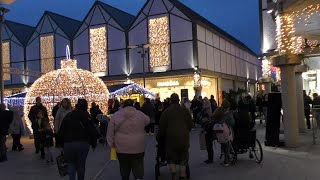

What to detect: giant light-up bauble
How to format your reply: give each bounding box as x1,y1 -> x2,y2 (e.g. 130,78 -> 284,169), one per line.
24,59 -> 109,132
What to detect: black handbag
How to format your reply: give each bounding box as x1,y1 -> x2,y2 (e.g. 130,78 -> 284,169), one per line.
56,152 -> 68,177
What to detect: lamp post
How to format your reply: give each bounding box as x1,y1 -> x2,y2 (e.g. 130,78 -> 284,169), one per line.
0,0 -> 15,103
128,44 -> 150,88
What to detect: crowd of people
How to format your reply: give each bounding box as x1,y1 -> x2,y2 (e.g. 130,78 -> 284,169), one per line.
0,92 -> 259,180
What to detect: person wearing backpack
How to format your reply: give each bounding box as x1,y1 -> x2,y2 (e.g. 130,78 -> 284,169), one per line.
213,107 -> 233,167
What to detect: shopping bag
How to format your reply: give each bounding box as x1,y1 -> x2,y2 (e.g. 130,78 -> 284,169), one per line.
199,131 -> 207,150
56,152 -> 68,177
110,148 -> 117,160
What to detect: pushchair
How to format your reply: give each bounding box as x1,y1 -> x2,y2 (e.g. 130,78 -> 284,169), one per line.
155,135 -> 190,180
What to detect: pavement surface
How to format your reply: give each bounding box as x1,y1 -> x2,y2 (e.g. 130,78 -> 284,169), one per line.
1,123 -> 320,180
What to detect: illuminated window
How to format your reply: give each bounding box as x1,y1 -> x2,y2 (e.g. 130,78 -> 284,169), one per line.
40,35 -> 55,73
2,42 -> 10,80
90,26 -> 107,73
149,16 -> 170,67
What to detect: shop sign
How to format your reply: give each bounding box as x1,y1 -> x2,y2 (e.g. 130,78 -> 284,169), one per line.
157,80 -> 179,87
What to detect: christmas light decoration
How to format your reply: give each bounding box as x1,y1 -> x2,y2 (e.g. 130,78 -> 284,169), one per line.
2,42 -> 10,80
109,83 -> 156,99
40,35 -> 55,73
262,59 -> 271,77
276,15 -> 304,54
90,26 -> 107,73
4,92 -> 26,108
275,2 -> 320,54
24,46 -> 109,133
149,16 -> 170,67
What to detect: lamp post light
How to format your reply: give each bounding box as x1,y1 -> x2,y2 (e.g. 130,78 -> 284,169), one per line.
0,0 -> 15,103
128,44 -> 150,88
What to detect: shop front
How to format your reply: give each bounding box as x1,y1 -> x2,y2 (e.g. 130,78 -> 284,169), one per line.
143,75 -> 218,101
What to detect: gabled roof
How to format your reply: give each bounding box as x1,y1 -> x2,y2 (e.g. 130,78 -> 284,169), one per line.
4,20 -> 35,46
97,1 -> 135,30
45,11 -> 82,39
168,0 -> 257,56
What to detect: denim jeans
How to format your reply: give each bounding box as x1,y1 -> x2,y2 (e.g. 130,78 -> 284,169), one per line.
64,141 -> 90,180
0,136 -> 7,162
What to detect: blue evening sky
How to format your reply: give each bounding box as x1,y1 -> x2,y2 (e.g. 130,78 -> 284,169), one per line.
4,0 -> 261,54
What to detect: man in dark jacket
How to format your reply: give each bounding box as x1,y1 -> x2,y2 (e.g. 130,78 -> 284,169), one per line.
141,98 -> 155,134
90,102 -> 102,126
159,93 -> 193,180
304,90 -> 313,129
28,97 -> 48,155
210,95 -> 218,113
0,104 -> 13,162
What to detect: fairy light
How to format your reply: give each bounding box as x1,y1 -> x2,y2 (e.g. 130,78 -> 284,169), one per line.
262,59 -> 271,77
275,3 -> 320,54
90,26 -> 107,73
109,83 -> 156,99
40,35 -> 55,73
24,46 -> 109,133
149,16 -> 170,67
276,15 -> 304,54
2,42 -> 10,80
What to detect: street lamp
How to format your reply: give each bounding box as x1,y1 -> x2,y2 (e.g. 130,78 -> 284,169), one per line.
0,0 -> 15,103
128,44 -> 150,88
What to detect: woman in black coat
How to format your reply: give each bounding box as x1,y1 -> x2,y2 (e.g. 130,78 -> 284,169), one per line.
59,99 -> 97,180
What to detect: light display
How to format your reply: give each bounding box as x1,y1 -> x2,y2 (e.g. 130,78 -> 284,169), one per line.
194,71 -> 201,87
90,26 -> 107,73
275,3 -> 320,54
2,42 -> 10,80
262,59 -> 271,77
24,47 -> 109,132
40,35 -> 55,73
276,15 -> 304,54
109,83 -> 156,99
149,16 -> 170,67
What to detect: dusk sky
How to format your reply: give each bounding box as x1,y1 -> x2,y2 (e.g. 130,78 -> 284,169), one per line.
4,0 -> 261,54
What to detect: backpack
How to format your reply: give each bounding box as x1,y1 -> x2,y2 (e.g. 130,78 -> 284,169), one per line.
213,122 -> 233,144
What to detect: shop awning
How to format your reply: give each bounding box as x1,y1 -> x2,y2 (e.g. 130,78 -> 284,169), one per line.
108,83 -> 156,99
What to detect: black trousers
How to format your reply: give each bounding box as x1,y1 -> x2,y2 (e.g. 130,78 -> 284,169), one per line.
33,131 -> 44,157
11,134 -> 22,150
305,109 -> 311,129
205,132 -> 213,161
117,153 -> 144,180
145,123 -> 154,133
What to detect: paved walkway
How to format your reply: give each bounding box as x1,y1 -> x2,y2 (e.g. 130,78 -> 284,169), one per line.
1,124 -> 320,180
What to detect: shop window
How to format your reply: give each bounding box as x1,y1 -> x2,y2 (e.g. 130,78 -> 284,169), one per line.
2,42 -> 10,80
40,35 -> 55,73
149,16 -> 170,67
90,26 -> 107,73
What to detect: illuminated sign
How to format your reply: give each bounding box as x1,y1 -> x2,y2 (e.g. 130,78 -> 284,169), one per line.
157,81 -> 179,87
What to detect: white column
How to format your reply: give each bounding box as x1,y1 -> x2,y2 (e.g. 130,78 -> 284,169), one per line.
281,65 -> 300,147
296,72 -> 306,133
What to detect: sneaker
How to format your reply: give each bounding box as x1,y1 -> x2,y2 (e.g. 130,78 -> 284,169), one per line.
223,162 -> 229,167
18,147 -> 24,152
204,160 -> 213,164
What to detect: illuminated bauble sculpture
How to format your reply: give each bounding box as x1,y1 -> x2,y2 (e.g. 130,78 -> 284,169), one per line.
24,50 -> 109,132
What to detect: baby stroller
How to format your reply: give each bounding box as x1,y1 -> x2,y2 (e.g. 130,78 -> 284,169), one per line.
155,135 -> 190,180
